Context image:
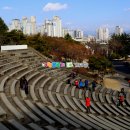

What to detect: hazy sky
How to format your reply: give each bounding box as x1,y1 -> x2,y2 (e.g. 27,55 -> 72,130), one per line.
1,0 -> 130,34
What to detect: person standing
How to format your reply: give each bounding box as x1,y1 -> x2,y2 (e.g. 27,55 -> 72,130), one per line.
20,77 -> 24,89
23,76 -> 29,95
84,80 -> 89,90
119,94 -> 124,106
86,97 -> 91,113
92,80 -> 97,91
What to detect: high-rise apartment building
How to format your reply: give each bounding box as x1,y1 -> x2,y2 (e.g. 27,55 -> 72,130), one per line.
97,27 -> 109,42
9,19 -> 21,31
115,26 -> 123,35
74,30 -> 84,39
52,16 -> 62,37
21,17 -> 28,34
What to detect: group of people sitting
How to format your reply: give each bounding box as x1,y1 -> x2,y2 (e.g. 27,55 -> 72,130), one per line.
67,78 -> 97,91
20,76 -> 29,95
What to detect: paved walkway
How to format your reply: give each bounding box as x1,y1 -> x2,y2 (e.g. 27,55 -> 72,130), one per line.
103,78 -> 121,91
103,77 -> 130,92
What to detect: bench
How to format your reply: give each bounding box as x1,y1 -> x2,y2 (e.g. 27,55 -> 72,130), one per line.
111,104 -> 127,116
36,102 -> 68,126
105,94 -> 112,104
126,92 -> 130,106
88,114 -> 112,130
13,96 -> 40,122
0,122 -> 9,130
106,116 -> 129,130
24,100 -> 55,125
96,102 -> 111,115
71,86 -> 76,97
59,108 -> 92,130
0,106 -> 7,119
98,116 -> 123,130
44,125 -> 57,130
72,98 -> 86,112
99,93 -> 105,103
17,69 -> 34,80
9,66 -> 28,77
1,63 -> 22,75
0,76 -> 9,92
48,91 -> 59,107
30,74 -> 45,102
79,89 -> 83,99
48,106 -> 80,128
78,112 -> 102,130
0,93 -> 24,120
64,85 -> 70,95
103,104 -> 119,116
92,92 -> 98,102
69,111 -> 92,130
28,123 -> 44,130
10,79 -> 17,96
64,95 -> 78,111
56,94 -> 68,109
48,79 -> 57,91
114,116 -> 130,126
90,102 -> 104,115
56,82 -> 64,93
8,119 -> 28,130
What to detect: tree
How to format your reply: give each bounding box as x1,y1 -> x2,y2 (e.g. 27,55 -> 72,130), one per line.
89,56 -> 112,71
64,33 -> 73,41
0,17 -> 8,33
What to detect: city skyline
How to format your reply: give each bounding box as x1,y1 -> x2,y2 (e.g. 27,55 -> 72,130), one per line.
1,0 -> 130,34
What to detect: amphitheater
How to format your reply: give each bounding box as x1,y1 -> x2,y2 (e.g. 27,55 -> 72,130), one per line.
0,46 -> 130,130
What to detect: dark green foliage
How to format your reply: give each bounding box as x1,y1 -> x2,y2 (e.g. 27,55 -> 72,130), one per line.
64,33 -> 73,41
109,33 -> 130,59
0,17 -> 8,33
89,56 -> 112,71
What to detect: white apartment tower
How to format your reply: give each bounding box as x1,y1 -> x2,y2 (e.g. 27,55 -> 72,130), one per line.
21,16 -> 37,35
30,16 -> 37,35
44,20 -> 53,36
115,26 -> 123,35
21,17 -> 28,34
9,19 -> 21,31
52,16 -> 62,37
97,27 -> 109,42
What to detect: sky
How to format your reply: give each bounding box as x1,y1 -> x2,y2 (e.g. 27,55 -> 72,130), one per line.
0,0 -> 130,35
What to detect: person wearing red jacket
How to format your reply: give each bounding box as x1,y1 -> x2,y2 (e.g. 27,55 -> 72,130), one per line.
74,80 -> 79,88
119,94 -> 124,106
86,97 -> 91,113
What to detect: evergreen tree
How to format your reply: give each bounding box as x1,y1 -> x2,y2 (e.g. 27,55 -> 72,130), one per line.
0,17 -> 8,33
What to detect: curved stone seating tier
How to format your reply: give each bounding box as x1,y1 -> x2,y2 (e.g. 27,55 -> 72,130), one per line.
126,92 -> 130,106
12,96 -> 40,122
0,60 -> 20,69
39,77 -> 52,104
0,93 -> 24,120
56,82 -> 64,93
0,63 -> 23,75
8,119 -> 28,130
48,106 -> 80,129
36,102 -> 68,127
0,106 -> 7,119
59,108 -> 92,130
30,74 -> 46,102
